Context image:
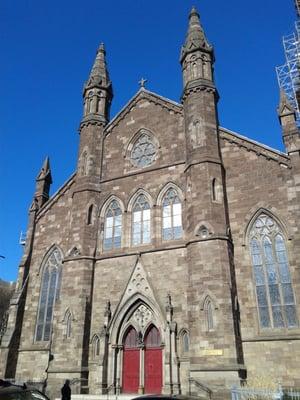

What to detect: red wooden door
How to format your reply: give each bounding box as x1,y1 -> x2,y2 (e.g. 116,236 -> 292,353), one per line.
122,327 -> 140,393
144,326 -> 162,394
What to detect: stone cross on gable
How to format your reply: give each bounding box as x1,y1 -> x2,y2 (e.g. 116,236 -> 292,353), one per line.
139,77 -> 148,88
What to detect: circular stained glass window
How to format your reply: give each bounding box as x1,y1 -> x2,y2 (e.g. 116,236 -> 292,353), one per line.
131,133 -> 157,168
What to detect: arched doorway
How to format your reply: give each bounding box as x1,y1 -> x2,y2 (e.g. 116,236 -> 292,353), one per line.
122,326 -> 140,393
144,325 -> 162,394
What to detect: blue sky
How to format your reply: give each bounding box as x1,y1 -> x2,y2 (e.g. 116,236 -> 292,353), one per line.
0,0 -> 296,282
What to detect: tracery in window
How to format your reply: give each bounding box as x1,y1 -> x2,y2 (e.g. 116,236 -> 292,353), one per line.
249,213 -> 297,329
103,200 -> 122,250
131,132 -> 157,168
35,247 -> 62,342
162,188 -> 182,240
132,194 -> 151,245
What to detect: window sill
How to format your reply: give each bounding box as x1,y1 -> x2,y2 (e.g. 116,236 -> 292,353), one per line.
242,329 -> 300,342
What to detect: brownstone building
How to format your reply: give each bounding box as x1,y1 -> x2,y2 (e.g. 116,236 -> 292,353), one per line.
1,7 -> 300,399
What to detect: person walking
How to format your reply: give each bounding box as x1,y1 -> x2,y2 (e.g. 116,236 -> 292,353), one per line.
61,380 -> 71,400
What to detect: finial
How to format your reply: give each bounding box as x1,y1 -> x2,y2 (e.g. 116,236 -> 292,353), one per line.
139,77 -> 148,89
98,43 -> 105,53
190,6 -> 199,18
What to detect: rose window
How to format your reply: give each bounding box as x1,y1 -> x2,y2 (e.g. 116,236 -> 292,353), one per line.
131,133 -> 157,168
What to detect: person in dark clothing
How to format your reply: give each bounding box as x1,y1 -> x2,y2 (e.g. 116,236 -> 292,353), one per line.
61,380 -> 71,400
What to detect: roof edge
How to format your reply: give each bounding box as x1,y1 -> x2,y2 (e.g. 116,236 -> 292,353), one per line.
105,88 -> 183,133
219,126 -> 288,159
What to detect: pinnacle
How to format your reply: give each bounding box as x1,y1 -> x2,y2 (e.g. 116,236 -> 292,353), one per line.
278,89 -> 295,115
36,156 -> 52,182
180,6 -> 211,62
189,6 -> 199,19
85,42 -> 110,91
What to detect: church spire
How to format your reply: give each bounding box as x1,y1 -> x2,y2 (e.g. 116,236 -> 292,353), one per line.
180,6 -> 214,90
180,6 -> 211,63
35,156 -> 52,208
82,43 -> 113,124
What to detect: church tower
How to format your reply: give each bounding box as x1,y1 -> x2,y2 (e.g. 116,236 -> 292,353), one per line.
46,45 -> 113,392
181,7 -> 244,390
77,43 -> 113,187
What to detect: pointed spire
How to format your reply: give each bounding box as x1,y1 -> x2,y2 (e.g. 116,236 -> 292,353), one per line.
36,157 -> 52,182
84,43 -> 110,92
180,6 -> 211,62
35,157 -> 52,209
278,89 -> 295,117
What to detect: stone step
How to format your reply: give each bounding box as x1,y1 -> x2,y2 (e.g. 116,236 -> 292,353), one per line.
58,395 -> 136,400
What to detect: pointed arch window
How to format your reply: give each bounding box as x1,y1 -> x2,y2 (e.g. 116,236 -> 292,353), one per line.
103,200 -> 122,250
92,335 -> 100,359
132,194 -> 151,245
204,297 -> 214,331
35,248 -> 62,342
249,214 -> 297,329
162,188 -> 182,240
181,330 -> 190,354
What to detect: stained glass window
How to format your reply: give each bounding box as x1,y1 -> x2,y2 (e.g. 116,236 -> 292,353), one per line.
162,188 -> 182,240
249,214 -> 297,329
35,248 -> 62,342
103,200 -> 122,250
131,133 -> 157,168
132,194 -> 151,245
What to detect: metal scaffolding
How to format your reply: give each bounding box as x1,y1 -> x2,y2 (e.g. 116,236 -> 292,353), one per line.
276,20 -> 300,126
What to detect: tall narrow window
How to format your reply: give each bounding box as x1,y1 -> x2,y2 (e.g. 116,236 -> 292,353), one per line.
81,151 -> 88,176
92,335 -> 100,359
162,188 -> 182,240
204,298 -> 214,331
212,178 -> 216,201
65,310 -> 72,338
132,194 -> 151,245
35,247 -> 62,342
249,214 -> 297,328
103,200 -> 122,250
181,330 -> 190,354
87,204 -> 93,225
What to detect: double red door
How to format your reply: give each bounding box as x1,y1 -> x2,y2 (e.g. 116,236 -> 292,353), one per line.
122,325 -> 162,394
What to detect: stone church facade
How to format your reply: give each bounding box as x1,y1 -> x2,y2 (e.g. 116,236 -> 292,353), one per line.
1,7 -> 300,399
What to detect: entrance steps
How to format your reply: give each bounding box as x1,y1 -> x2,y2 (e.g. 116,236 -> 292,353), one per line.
70,395 -> 136,400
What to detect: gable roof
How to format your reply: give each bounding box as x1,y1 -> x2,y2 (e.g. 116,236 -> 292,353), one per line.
219,127 -> 290,167
105,88 -> 183,134
36,173 -> 76,221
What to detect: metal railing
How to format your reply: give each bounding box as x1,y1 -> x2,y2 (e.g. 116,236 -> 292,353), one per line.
231,386 -> 300,400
